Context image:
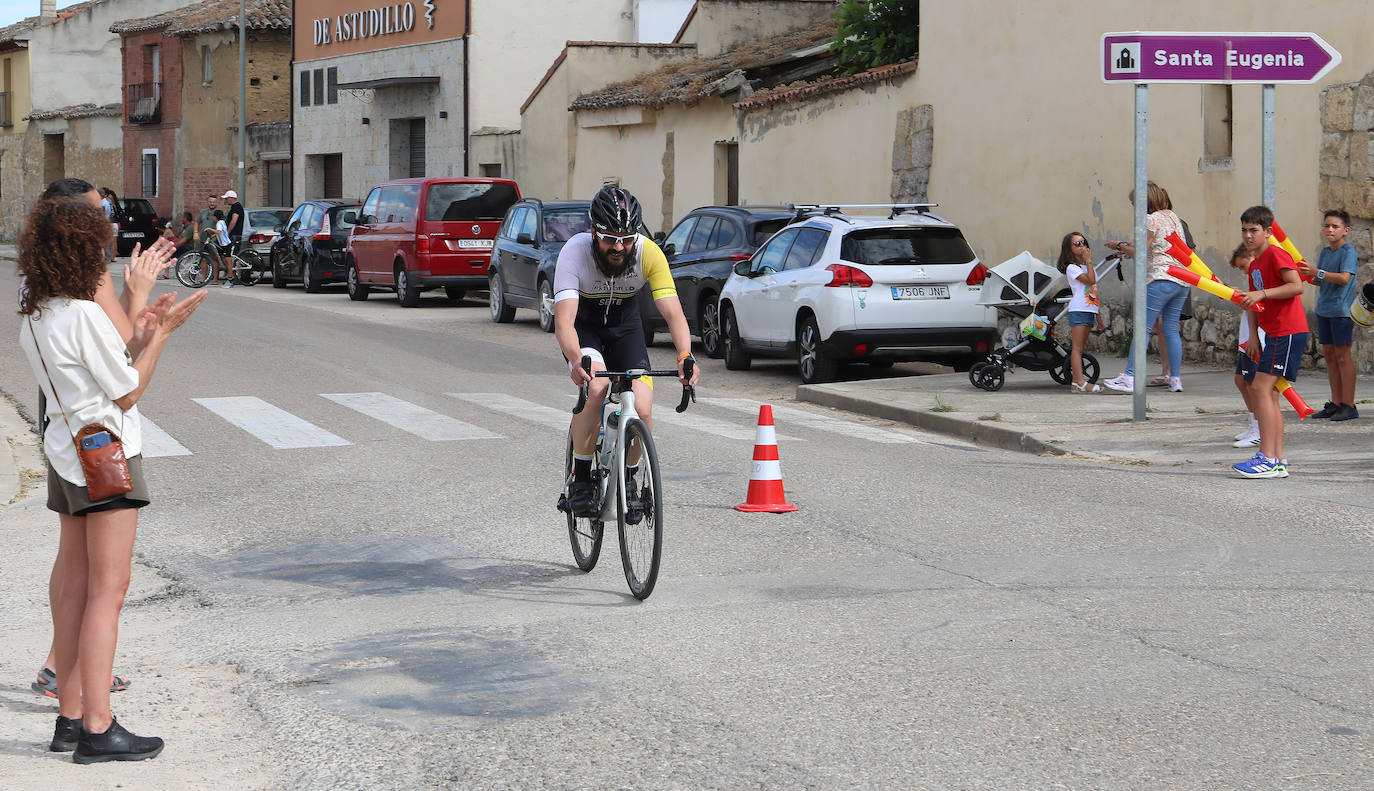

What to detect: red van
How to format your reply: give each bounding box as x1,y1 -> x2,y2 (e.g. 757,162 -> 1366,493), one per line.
346,177 -> 521,306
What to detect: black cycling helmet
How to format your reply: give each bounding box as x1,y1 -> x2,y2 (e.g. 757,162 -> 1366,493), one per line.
589,185 -> 642,236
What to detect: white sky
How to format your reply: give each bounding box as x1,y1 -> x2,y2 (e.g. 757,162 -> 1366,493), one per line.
0,1 -> 83,29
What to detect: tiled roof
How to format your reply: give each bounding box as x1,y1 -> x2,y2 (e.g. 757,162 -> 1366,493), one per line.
734,59 -> 917,111
569,20 -> 835,111
25,101 -> 122,121
0,1 -> 105,44
111,0 -> 290,37
521,40 -> 697,115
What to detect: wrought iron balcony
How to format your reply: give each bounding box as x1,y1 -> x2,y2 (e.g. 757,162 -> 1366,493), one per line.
127,82 -> 162,124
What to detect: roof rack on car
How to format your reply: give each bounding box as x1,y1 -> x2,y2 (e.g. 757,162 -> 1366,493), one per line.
787,203 -> 939,222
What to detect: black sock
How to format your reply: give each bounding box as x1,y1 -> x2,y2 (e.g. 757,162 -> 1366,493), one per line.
574,457 -> 591,479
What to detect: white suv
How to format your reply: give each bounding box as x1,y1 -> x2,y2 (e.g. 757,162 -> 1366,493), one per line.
718,205 -> 998,383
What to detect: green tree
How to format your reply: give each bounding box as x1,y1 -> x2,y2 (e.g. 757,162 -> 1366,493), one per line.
830,0 -> 920,75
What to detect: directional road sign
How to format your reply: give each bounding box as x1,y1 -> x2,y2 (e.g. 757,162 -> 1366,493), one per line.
1102,32 -> 1341,84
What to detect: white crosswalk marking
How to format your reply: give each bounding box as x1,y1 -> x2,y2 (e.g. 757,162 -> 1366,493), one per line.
449,393 -> 571,431
707,398 -> 923,444
193,397 -> 351,449
321,393 -> 500,441
663,410 -> 803,442
139,415 -> 192,457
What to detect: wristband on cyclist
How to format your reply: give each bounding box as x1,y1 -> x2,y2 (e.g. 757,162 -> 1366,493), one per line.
678,352 -> 693,362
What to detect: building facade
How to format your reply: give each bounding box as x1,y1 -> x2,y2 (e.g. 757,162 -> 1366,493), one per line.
112,0 -> 292,221
290,0 -> 636,203
0,0 -> 187,240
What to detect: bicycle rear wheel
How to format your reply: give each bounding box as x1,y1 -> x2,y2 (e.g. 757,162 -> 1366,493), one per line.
235,251 -> 264,286
565,432 -> 603,572
175,253 -> 213,288
618,420 -> 663,600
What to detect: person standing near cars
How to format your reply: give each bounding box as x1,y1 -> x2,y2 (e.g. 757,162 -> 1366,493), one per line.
99,188 -> 118,263
18,194 -> 206,762
193,195 -> 218,252
222,190 -> 244,256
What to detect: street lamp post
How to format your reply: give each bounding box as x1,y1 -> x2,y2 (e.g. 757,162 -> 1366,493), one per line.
237,0 -> 246,201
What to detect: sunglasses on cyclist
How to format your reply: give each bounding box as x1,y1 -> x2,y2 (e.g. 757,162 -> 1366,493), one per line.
1072,239 -> 1090,248
595,231 -> 637,246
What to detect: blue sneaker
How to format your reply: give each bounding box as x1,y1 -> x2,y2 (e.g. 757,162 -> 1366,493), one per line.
1232,452 -> 1288,478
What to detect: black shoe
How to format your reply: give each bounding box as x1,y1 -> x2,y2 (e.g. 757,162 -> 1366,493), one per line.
50,715 -> 81,752
72,717 -> 164,764
623,473 -> 645,525
1330,403 -> 1360,422
1312,401 -> 1339,419
567,479 -> 597,517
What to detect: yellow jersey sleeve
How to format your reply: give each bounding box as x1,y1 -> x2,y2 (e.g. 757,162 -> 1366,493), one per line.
640,239 -> 677,300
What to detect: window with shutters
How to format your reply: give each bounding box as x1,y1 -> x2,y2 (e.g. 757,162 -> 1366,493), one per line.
313,69 -> 325,106
327,68 -> 338,104
299,71 -> 310,107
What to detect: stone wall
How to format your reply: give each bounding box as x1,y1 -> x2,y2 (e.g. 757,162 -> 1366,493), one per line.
890,104 -> 932,204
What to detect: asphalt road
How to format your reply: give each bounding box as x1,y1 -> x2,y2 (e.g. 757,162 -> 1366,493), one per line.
1,271 -> 1371,790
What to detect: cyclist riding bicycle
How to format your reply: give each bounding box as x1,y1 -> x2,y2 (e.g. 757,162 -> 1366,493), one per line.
555,185 -> 700,518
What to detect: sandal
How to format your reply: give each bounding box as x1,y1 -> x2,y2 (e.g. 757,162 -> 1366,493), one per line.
32,667 -> 131,698
1071,382 -> 1103,393
1146,376 -> 1170,387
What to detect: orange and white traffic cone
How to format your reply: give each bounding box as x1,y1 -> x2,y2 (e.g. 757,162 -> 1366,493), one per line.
735,404 -> 798,513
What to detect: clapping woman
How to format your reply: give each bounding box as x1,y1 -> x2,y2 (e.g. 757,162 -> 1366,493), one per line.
17,196 -> 205,763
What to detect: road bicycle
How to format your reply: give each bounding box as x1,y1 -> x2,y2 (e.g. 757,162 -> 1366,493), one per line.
558,356 -> 695,600
175,236 -> 265,288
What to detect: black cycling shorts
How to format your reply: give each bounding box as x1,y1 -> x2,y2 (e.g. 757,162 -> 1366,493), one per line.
574,320 -> 651,372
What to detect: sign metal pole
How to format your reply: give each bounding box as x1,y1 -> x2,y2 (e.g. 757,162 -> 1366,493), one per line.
1262,84 -> 1276,208
1132,83 -> 1149,421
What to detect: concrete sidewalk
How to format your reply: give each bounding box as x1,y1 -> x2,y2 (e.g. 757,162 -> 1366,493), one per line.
799,355 -> 1374,480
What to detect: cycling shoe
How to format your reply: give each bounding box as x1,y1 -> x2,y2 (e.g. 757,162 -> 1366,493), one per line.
567,479 -> 597,517
623,475 -> 645,525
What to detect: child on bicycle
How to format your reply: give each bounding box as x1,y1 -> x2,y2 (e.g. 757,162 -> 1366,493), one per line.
211,209 -> 234,287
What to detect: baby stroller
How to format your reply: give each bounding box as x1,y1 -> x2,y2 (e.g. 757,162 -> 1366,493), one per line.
968,251 -> 1121,391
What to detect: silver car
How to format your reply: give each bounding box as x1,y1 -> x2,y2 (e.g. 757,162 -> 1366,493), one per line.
241,207 -> 293,257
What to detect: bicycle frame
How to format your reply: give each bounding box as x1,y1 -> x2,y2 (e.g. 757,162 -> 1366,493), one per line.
592,385 -> 641,522
569,357 -> 695,522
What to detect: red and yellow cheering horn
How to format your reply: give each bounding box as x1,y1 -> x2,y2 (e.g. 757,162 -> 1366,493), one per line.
1164,232 -> 1221,281
1264,221 -> 1308,276
1276,378 -> 1315,419
1164,264 -> 1264,312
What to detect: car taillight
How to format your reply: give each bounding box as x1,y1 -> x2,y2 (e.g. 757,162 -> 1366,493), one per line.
729,253 -> 751,263
417,234 -> 430,252
248,233 -> 269,245
313,213 -> 333,240
966,262 -> 989,286
825,264 -> 873,287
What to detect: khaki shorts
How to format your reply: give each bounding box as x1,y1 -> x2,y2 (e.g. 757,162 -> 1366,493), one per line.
46,455 -> 150,516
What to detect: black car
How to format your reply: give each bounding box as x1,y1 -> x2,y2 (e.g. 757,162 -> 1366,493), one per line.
270,199 -> 361,292
656,206 -> 794,357
115,197 -> 161,256
487,199 -> 592,332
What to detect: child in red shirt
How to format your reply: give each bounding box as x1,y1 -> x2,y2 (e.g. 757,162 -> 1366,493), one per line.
1233,205 -> 1308,478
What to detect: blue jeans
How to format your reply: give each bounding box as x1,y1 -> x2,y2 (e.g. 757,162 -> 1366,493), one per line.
1124,279 -> 1187,377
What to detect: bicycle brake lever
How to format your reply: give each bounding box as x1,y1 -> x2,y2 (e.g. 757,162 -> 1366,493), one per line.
675,385 -> 696,413
572,355 -> 592,415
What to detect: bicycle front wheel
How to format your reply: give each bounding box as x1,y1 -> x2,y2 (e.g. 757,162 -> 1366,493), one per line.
618,420 -> 663,600
175,253 -> 213,288
565,431 -> 603,572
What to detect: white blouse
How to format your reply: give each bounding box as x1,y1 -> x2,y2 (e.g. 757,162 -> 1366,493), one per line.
19,299 -> 142,485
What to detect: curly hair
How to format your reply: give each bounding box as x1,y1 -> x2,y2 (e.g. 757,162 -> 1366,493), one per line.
17,198 -> 112,317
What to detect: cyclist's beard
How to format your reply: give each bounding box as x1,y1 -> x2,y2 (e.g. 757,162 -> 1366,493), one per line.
592,238 -> 637,279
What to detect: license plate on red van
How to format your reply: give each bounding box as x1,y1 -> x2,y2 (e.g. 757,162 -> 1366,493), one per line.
457,239 -> 493,249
